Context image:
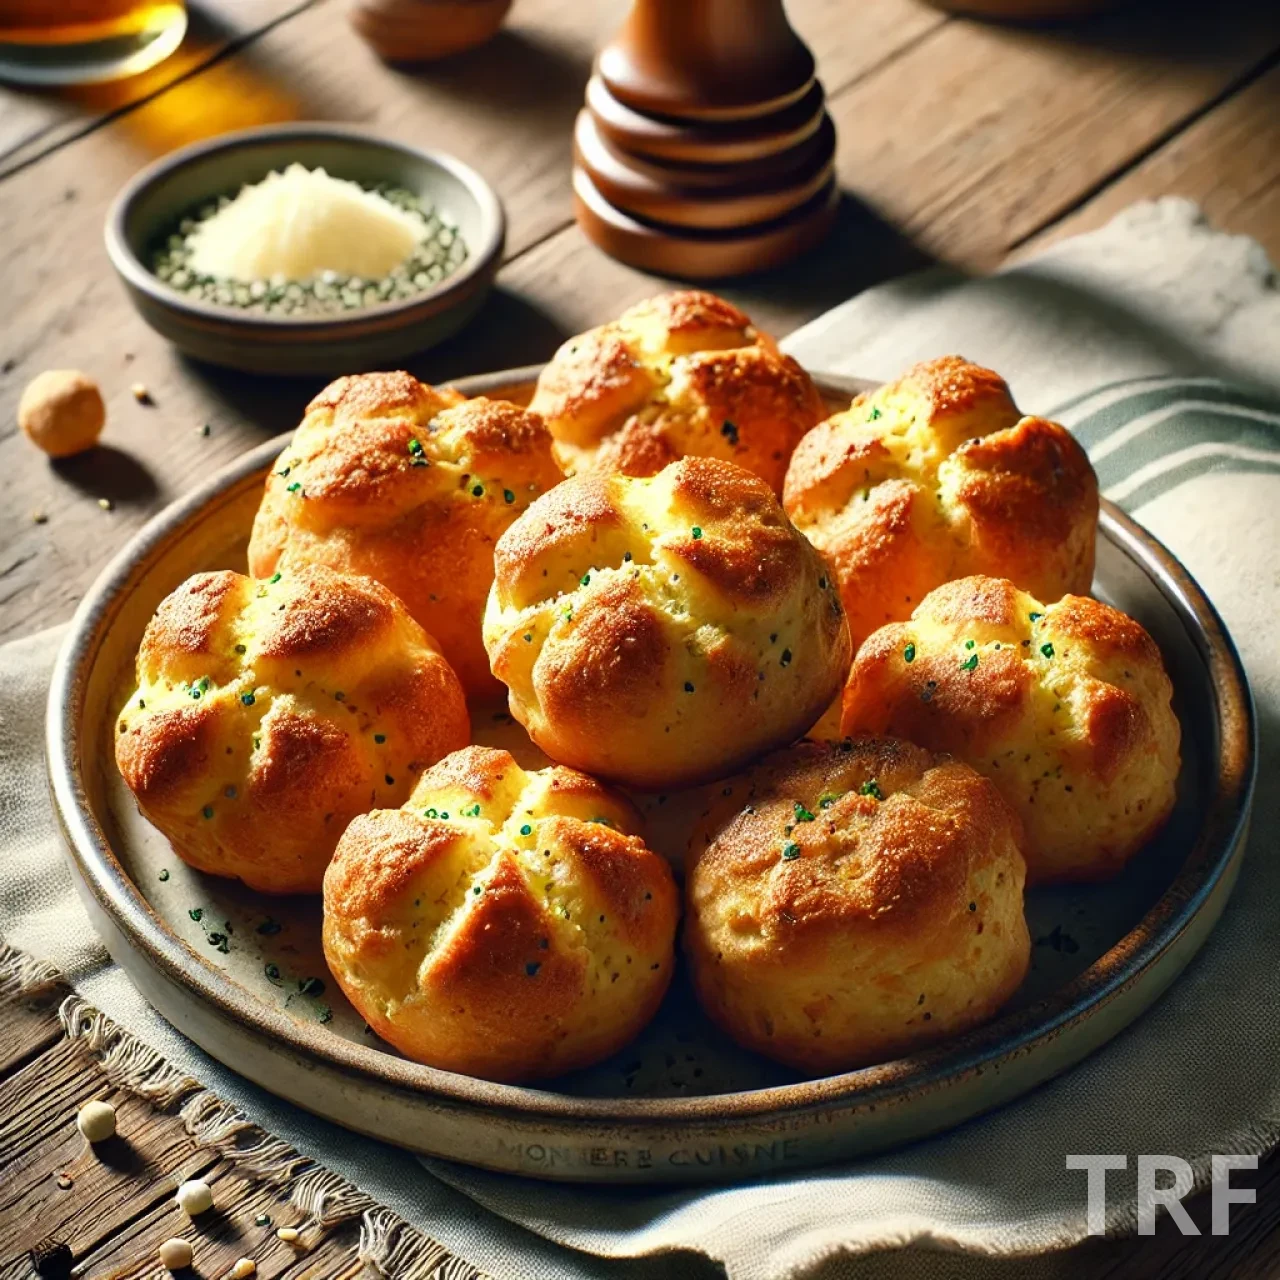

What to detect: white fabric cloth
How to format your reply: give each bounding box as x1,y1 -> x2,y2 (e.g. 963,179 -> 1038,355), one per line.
784,197 -> 1280,405
3,197 -> 1279,1280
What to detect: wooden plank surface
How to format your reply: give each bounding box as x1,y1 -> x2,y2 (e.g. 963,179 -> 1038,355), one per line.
0,0 -> 945,642
0,1002 -> 361,1280
824,0 -> 1280,265
0,999 -> 64,1080
0,0 -> 317,177
3,1 -> 1280,1276
1024,59 -> 1280,255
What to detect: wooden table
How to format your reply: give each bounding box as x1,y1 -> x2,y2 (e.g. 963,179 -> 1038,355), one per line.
1,1 -> 1278,1276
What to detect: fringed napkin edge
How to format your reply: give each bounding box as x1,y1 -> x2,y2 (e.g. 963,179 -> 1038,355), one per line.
0,937 -> 489,1280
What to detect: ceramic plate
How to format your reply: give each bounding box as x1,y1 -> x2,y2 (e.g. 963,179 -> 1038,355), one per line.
48,369 -> 1256,1184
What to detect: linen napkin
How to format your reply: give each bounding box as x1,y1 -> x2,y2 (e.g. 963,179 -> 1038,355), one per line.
2,197 -> 1278,1280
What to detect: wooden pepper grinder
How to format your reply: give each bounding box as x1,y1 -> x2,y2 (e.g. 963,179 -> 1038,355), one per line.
574,0 -> 837,279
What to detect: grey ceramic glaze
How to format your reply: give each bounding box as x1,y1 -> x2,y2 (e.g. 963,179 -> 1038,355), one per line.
48,370 -> 1256,1184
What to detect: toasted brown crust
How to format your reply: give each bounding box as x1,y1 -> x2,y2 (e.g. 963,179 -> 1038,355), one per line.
841,575 -> 1180,883
307,369 -> 457,420
530,291 -> 825,494
115,565 -> 469,894
484,457 -> 852,790
322,746 -> 679,1081
685,738 -> 1029,1073
783,356 -> 1098,649
248,372 -> 563,696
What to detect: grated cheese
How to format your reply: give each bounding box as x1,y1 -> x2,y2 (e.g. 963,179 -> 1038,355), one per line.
187,164 -> 426,283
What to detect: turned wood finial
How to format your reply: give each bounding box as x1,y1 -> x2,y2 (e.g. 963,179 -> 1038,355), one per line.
574,0 -> 837,279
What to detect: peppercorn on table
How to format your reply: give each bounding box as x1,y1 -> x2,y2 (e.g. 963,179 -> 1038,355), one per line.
3,0 -> 1280,1275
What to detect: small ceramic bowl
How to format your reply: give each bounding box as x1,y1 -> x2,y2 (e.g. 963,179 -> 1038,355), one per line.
105,123 -> 506,377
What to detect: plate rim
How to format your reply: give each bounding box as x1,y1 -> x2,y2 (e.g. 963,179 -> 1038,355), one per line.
47,366 -> 1258,1130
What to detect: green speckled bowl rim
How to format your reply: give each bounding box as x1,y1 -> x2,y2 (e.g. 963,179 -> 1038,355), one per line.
103,122 -> 506,337
46,368 -> 1256,1174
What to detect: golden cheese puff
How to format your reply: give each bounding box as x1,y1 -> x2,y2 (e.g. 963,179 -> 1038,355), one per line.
686,738 -> 1029,1073
19,369 -> 105,457
483,456 -> 851,790
115,565 -> 469,894
783,355 -> 1098,649
322,746 -> 679,1081
841,575 -> 1181,883
249,371 -> 564,698
530,290 -> 825,493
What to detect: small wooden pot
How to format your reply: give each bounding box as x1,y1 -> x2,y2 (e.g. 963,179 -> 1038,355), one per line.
350,0 -> 513,63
